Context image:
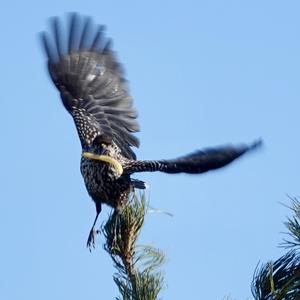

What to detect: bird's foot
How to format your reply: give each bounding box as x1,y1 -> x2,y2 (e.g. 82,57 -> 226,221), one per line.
86,228 -> 100,251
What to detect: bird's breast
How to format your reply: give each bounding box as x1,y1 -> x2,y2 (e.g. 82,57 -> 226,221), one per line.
80,156 -> 131,209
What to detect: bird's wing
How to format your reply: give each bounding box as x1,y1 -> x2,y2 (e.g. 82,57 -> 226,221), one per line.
41,13 -> 139,159
125,140 -> 262,174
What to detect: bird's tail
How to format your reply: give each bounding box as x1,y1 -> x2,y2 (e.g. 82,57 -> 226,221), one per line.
131,179 -> 148,189
125,140 -> 262,174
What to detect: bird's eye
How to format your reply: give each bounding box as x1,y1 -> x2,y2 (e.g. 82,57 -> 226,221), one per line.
93,134 -> 112,146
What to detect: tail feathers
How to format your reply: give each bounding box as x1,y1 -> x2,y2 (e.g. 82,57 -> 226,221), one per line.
126,139 -> 262,174
131,179 -> 149,189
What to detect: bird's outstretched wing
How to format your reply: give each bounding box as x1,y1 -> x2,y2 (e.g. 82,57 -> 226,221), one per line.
125,140 -> 262,174
41,13 -> 139,159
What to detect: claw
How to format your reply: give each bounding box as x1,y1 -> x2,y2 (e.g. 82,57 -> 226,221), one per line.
87,228 -> 99,251
86,208 -> 101,251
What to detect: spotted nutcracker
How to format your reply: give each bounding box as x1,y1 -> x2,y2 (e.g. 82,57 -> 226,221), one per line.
41,13 -> 262,250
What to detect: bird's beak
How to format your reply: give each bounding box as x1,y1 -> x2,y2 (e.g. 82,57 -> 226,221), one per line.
100,147 -> 109,156
84,146 -> 106,155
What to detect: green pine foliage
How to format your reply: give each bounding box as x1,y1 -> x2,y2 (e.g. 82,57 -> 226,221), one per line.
99,192 -> 300,300
252,197 -> 300,300
102,193 -> 165,300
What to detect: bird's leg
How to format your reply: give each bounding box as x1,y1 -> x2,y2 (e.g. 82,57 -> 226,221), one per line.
87,202 -> 102,251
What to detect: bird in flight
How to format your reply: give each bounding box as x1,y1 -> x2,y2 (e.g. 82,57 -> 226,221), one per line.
41,13 -> 261,250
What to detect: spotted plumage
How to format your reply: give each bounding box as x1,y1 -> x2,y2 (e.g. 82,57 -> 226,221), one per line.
41,13 -> 262,250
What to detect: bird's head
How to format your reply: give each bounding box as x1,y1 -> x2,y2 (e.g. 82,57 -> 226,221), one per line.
85,134 -> 113,156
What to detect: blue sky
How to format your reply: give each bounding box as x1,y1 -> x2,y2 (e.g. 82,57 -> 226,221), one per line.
1,1 -> 300,299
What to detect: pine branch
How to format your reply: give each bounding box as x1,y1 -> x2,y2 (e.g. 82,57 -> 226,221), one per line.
252,251 -> 300,300
102,193 -> 165,300
280,196 -> 300,249
251,196 -> 300,300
